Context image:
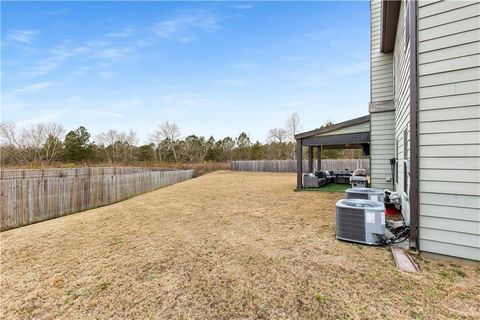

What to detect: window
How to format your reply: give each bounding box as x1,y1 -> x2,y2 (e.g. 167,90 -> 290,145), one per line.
403,128 -> 408,160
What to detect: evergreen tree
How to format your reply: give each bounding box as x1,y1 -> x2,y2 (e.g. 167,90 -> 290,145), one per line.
61,126 -> 93,162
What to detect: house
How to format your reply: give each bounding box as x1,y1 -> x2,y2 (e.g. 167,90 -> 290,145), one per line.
296,0 -> 479,261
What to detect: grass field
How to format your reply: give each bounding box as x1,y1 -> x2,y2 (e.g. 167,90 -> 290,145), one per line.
1,171 -> 479,319
298,183 -> 351,193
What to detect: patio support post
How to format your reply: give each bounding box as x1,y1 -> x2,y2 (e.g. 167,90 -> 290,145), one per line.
317,146 -> 322,171
296,139 -> 303,189
308,146 -> 314,173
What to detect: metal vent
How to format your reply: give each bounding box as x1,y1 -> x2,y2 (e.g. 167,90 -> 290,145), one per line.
336,207 -> 366,242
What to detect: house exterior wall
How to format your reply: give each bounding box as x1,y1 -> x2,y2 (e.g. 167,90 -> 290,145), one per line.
417,0 -> 480,261
393,0 -> 411,224
370,111 -> 395,190
369,0 -> 479,260
371,0 -> 394,102
370,0 -> 396,191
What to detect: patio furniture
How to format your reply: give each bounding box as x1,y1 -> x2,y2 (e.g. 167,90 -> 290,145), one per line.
335,174 -> 352,184
304,174 -> 328,188
350,168 -> 368,188
350,175 -> 367,188
304,174 -> 319,188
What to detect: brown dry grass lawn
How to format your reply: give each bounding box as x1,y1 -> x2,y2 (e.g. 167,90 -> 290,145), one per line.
1,171 -> 479,319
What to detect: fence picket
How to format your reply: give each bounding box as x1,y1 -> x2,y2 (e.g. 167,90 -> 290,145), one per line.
0,168 -> 194,231
230,159 -> 369,173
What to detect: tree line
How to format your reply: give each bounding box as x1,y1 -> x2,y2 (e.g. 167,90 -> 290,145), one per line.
0,114 -> 364,166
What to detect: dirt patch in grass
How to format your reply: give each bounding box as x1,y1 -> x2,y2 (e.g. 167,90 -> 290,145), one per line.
1,171 -> 479,319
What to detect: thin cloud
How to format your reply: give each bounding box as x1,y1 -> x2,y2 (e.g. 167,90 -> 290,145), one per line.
98,71 -> 114,78
4,81 -> 51,99
149,10 -> 221,42
107,27 -> 135,38
27,45 -> 85,77
72,66 -> 91,76
16,82 -> 51,94
18,108 -> 70,126
26,39 -> 134,77
82,109 -> 123,118
2,82 -> 52,115
65,96 -> 82,103
96,47 -> 134,59
234,4 -> 254,10
215,78 -> 250,87
7,29 -> 39,44
41,8 -> 71,16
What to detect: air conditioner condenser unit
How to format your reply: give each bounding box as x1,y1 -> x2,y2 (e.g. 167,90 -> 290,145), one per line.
346,187 -> 384,203
336,199 -> 385,245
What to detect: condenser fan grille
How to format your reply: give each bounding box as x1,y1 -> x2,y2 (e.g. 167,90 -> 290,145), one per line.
336,207 -> 366,242
346,192 -> 369,200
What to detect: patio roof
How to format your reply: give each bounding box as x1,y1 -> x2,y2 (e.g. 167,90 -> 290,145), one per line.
295,115 -> 370,148
295,115 -> 370,139
295,115 -> 370,189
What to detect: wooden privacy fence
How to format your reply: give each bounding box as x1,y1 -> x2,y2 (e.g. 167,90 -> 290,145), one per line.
231,159 -> 370,173
0,168 -> 194,231
0,167 -> 166,180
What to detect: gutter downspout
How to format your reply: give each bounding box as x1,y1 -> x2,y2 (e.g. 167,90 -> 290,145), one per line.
409,0 -> 419,251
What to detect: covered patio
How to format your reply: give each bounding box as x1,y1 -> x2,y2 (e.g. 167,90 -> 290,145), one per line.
294,115 -> 371,189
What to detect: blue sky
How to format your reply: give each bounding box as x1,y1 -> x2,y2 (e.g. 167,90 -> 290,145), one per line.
1,1 -> 370,143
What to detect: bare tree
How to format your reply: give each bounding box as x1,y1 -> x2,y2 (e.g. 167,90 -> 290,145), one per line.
148,130 -> 166,162
96,130 -> 120,162
97,129 -> 138,163
267,128 -> 288,159
121,130 -> 138,163
24,123 -> 46,161
39,123 -> 65,163
285,113 -> 302,159
0,122 -> 29,163
184,135 -> 213,162
0,122 -> 64,164
159,121 -> 181,162
267,128 -> 287,144
285,113 -> 301,142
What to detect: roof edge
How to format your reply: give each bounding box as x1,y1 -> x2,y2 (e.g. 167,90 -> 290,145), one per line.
295,115 -> 370,140
380,0 -> 401,53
